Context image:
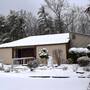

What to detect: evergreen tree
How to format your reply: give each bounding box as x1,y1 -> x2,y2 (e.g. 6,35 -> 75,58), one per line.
54,18 -> 65,33
0,10 -> 38,43
7,10 -> 26,41
0,15 -> 6,34
0,15 -> 11,43
37,6 -> 53,35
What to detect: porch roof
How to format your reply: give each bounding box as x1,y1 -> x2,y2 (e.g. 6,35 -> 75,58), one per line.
0,33 -> 70,48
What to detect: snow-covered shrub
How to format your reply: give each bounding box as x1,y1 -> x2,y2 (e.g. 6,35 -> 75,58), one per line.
68,58 -> 74,64
69,48 -> 89,54
87,44 -> 90,50
87,52 -> 90,58
83,67 -> 90,72
87,44 -> 90,57
72,64 -> 78,72
4,67 -> 10,72
69,48 -> 89,63
63,66 -> 68,70
27,60 -> 38,71
39,48 -> 49,59
77,56 -> 90,67
68,51 -> 78,63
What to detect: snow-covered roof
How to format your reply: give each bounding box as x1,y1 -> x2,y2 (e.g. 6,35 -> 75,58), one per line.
0,33 -> 70,48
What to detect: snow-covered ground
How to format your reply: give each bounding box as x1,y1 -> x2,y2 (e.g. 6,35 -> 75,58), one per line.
0,64 -> 90,90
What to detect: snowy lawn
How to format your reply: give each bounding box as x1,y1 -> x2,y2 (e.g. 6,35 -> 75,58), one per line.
0,64 -> 90,90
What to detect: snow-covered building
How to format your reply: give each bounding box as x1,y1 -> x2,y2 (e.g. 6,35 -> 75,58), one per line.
0,33 -> 70,64
70,33 -> 90,47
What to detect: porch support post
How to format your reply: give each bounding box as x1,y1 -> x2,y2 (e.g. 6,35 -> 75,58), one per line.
11,58 -> 14,71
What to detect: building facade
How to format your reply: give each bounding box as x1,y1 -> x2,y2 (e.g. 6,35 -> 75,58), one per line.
0,33 -> 70,64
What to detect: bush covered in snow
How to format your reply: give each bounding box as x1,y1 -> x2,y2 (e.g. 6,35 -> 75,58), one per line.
68,51 -> 78,63
27,60 -> 38,71
77,56 -> 90,67
83,67 -> 90,72
69,47 -> 90,63
87,44 -> 90,50
87,44 -> 90,57
68,58 -> 74,64
69,48 -> 90,53
39,48 -> 49,59
4,67 -> 10,72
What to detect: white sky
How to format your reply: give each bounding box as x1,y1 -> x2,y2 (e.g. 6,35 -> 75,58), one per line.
69,0 -> 89,7
0,0 -> 89,16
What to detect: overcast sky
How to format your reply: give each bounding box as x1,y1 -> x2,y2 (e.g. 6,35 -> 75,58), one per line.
0,0 -> 89,16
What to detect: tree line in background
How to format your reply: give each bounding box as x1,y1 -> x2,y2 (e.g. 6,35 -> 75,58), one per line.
0,0 -> 90,44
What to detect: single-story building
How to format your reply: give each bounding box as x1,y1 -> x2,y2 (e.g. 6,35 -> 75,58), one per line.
0,33 -> 70,64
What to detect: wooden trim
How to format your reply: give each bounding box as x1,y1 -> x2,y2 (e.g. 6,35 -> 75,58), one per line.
12,57 -> 35,65
35,43 -> 69,47
13,57 -> 35,61
66,41 -> 70,59
0,42 -> 69,49
13,47 -> 37,58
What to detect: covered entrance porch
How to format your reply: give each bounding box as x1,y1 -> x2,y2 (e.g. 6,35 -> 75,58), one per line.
12,46 -> 36,64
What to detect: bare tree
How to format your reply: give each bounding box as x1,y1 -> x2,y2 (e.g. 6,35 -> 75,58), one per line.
53,49 -> 63,65
45,0 -> 68,33
24,12 -> 38,36
64,8 -> 77,32
64,6 -> 90,34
